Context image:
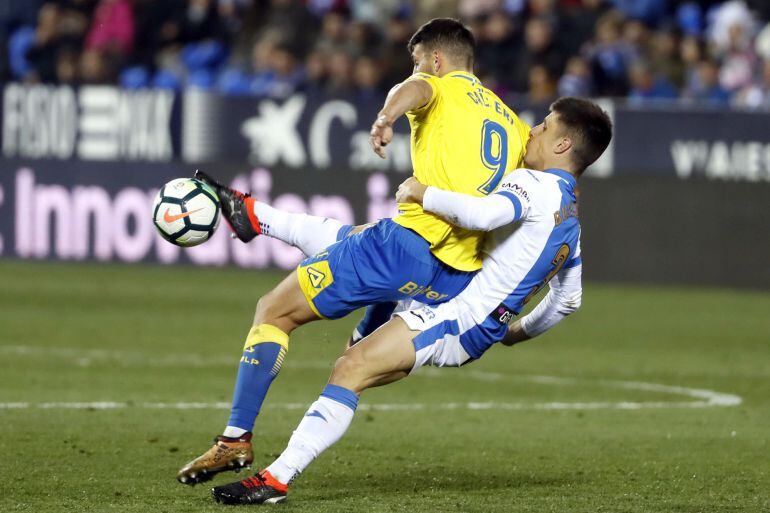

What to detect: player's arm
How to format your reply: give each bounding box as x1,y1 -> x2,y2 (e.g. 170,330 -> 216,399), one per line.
501,263 -> 583,346
370,79 -> 433,158
395,175 -> 530,231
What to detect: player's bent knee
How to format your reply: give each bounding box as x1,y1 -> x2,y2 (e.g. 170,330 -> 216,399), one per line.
253,288 -> 297,328
329,352 -> 369,392
254,294 -> 274,319
254,271 -> 320,332
253,295 -> 279,326
331,353 -> 361,380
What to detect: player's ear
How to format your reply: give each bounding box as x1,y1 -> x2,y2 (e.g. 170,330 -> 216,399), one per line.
554,136 -> 572,156
432,50 -> 441,74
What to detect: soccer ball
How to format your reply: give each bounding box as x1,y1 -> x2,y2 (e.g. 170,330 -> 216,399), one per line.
152,178 -> 221,247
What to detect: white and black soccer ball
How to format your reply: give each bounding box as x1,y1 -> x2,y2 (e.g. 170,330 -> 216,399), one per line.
152,178 -> 221,247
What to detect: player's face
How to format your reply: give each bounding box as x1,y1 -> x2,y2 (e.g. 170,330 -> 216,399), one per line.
524,112 -> 566,170
523,113 -> 549,169
411,44 -> 436,75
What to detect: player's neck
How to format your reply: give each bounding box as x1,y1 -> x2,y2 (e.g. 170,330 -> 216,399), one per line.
542,159 -> 579,180
436,65 -> 472,78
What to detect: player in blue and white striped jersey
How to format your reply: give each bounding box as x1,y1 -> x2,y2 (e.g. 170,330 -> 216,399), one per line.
394,163 -> 583,368
210,98 -> 612,504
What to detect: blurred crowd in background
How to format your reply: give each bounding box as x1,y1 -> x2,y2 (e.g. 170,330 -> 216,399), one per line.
2,0 -> 770,108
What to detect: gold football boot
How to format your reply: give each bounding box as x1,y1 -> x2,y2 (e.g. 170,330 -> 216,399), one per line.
177,434 -> 253,485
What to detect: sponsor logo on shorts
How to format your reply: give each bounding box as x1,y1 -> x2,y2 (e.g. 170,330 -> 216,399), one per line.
398,282 -> 448,302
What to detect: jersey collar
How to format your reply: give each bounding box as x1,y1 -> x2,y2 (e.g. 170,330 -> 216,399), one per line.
544,168 -> 577,188
447,71 -> 478,85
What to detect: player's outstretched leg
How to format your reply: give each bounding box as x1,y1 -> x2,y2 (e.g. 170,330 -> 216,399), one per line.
195,170 -> 354,256
211,318 -> 418,504
178,271 -> 319,485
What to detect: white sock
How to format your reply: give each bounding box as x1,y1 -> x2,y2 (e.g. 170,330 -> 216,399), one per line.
253,202 -> 344,257
222,425 -> 248,438
266,384 -> 358,484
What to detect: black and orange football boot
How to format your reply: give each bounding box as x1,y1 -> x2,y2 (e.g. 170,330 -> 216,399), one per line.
176,433 -> 253,485
194,170 -> 261,242
211,469 -> 288,505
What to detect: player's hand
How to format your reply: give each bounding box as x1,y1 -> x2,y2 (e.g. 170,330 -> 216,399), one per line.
500,320 -> 532,346
396,177 -> 428,205
370,115 -> 394,159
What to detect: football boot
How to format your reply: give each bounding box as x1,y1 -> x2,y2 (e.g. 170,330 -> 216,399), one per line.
177,433 -> 253,485
211,469 -> 288,505
194,170 -> 261,242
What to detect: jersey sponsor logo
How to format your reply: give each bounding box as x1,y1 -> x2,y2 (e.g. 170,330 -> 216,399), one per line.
500,182 -> 530,202
163,207 -> 203,223
398,282 -> 449,302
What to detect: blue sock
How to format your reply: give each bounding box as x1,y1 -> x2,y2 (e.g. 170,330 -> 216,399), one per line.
351,302 -> 398,345
227,324 -> 289,432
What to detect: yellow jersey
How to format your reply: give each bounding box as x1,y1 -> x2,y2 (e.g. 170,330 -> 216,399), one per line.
393,71 -> 531,271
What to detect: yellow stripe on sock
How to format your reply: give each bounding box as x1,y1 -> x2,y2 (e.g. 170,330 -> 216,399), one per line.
270,347 -> 287,376
244,324 -> 290,351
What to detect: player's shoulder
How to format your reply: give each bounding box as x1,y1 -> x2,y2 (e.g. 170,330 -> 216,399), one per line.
413,71 -> 478,98
404,73 -> 443,115
406,72 -> 441,90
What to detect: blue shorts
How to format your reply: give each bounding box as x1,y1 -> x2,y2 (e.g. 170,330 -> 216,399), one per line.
296,219 -> 475,319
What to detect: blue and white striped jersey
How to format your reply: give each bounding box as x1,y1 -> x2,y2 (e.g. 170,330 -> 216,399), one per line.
421,167 -> 582,358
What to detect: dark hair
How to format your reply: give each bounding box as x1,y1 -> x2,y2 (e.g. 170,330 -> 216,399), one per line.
408,18 -> 475,68
550,97 -> 613,174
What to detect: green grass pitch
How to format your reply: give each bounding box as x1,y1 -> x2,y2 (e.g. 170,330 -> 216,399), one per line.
1,261 -> 768,512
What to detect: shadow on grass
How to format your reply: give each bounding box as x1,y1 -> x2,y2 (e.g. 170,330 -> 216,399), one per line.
296,465 -> 584,501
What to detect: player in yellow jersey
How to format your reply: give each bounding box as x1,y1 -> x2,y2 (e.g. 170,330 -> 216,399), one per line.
375,35 -> 530,272
177,19 -> 531,488
351,19 -> 529,344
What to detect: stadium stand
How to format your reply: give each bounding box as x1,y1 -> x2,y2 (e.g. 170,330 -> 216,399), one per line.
1,0 -> 770,107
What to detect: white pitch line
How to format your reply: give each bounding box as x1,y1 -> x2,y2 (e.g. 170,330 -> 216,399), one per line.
418,368 -> 742,408
0,344 -> 743,411
0,399 -> 736,411
0,344 -> 333,370
0,382 -> 742,412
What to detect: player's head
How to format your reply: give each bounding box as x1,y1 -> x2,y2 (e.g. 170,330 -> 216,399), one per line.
408,18 -> 475,76
524,97 -> 613,176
